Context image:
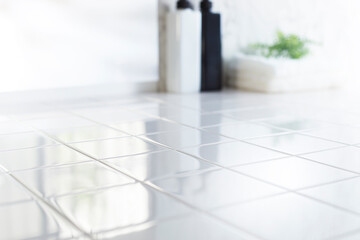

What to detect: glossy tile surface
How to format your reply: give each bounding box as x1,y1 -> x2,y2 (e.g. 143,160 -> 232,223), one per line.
104,150 -> 216,181
164,112 -> 237,128
0,175 -> 82,239
149,169 -> 284,209
45,124 -> 128,143
246,133 -> 344,155
69,136 -> 165,159
233,157 -> 356,190
0,121 -> 32,135
183,141 -> 286,167
259,115 -> 328,131
95,213 -> 249,240
53,183 -> 192,234
302,146 -> 360,173
0,145 -> 90,172
0,174 -> 32,205
301,177 -> 360,214
214,193 -> 360,240
303,125 -> 360,144
0,132 -> 57,152
204,122 -> 287,140
13,162 -> 135,197
0,200 -> 82,239
4,89 -> 360,239
141,128 -> 230,149
112,119 -> 187,135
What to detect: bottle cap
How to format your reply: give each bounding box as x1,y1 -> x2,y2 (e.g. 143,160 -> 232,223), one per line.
200,0 -> 213,12
177,0 -> 193,9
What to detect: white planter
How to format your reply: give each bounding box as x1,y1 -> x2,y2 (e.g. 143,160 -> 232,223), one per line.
228,54 -> 345,93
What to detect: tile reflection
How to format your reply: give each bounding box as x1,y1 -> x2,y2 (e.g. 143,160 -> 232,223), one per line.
149,169 -> 283,209
112,119 -> 187,136
204,122 -> 286,140
53,183 -> 192,234
246,133 -> 343,155
104,150 -> 216,181
0,132 -> 57,152
234,157 -> 355,190
13,162 -> 135,197
45,125 -> 128,143
0,201 -> 81,239
183,141 -> 286,167
0,145 -> 90,171
141,129 -> 230,149
0,174 -> 32,205
69,136 -> 165,159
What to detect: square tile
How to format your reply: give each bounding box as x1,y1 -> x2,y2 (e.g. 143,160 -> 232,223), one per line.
24,115 -> 95,130
112,119 -> 187,136
204,122 -> 286,140
224,107 -> 287,121
148,169 -> 284,209
200,99 -> 257,112
214,193 -> 360,240
165,112 -> 237,128
0,132 -> 57,152
69,136 -> 165,159
0,200 -> 81,239
96,213 -> 249,240
182,141 -> 287,167
141,129 -> 230,149
302,147 -> 360,173
233,157 -> 355,190
104,150 -> 215,181
259,115 -> 329,131
45,125 -> 128,143
13,162 -> 134,197
139,107 -> 199,119
78,109 -> 154,124
303,125 -> 360,144
0,145 -> 90,172
53,183 -> 193,234
245,133 -> 344,155
301,177 -> 360,214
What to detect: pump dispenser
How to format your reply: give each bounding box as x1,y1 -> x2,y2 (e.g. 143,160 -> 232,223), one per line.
166,0 -> 201,93
200,0 -> 222,91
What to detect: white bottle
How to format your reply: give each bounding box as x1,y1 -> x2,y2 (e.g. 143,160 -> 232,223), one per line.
166,0 -> 201,93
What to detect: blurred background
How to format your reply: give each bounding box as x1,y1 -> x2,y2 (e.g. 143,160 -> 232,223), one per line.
1,0 -> 360,92
0,0 -> 158,92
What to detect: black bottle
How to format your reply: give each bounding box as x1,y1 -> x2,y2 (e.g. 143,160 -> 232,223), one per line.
200,0 -> 222,91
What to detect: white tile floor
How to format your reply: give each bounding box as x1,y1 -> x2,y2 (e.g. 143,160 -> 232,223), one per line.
2,89 -> 360,239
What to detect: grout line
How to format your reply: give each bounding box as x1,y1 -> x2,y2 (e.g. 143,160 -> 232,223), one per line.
293,175 -> 360,192
297,155 -> 360,175
0,143 -> 60,154
10,115 -> 265,240
2,170 -> 93,239
9,99 -> 360,237
3,159 -> 94,174
62,108 -> 360,217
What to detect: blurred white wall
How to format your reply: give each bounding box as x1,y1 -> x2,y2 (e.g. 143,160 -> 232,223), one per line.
0,0 -> 158,92
213,0 -> 360,88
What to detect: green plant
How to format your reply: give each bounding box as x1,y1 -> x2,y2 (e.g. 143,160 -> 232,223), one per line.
248,31 -> 313,59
